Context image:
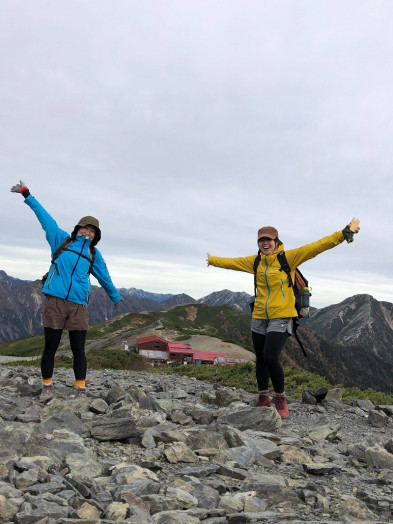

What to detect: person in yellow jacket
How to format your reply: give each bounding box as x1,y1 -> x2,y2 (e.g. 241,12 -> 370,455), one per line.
207,218 -> 360,418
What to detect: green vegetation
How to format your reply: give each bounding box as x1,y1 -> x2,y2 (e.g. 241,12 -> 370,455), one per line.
87,349 -> 147,370
86,313 -> 153,340
1,348 -> 147,371
0,336 -> 45,357
149,362 -> 393,405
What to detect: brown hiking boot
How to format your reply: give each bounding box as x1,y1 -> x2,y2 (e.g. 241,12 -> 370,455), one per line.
75,388 -> 86,399
257,393 -> 271,407
39,385 -> 53,402
273,394 -> 289,418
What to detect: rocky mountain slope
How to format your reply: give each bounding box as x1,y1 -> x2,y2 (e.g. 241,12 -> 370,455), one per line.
0,366 -> 392,523
0,271 -> 196,342
288,295 -> 393,393
197,289 -> 252,313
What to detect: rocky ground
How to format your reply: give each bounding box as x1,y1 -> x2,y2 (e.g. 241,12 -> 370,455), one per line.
0,366 -> 392,523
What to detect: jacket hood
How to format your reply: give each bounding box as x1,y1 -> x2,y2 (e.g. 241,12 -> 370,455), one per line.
72,216 -> 101,246
71,226 -> 100,246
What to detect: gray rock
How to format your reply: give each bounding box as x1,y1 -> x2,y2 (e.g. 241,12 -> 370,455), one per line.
217,406 -> 282,431
27,429 -> 90,461
325,387 -> 343,403
39,411 -> 90,437
307,418 -> 340,441
368,409 -> 388,428
348,399 -> 375,411
0,422 -> 37,461
90,416 -> 143,441
164,442 -> 199,463
1,367 -> 393,523
89,397 -> 109,414
302,388 -> 317,405
152,510 -> 200,523
364,445 -> 393,469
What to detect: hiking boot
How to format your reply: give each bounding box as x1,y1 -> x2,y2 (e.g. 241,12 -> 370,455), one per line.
257,393 -> 271,407
273,394 -> 289,418
75,388 -> 86,399
39,385 -> 53,402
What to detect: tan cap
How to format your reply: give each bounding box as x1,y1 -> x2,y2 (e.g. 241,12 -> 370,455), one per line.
76,216 -> 101,243
257,226 -> 279,240
77,216 -> 99,229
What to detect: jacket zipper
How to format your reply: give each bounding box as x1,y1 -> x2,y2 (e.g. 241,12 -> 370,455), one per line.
280,279 -> 285,298
46,266 -> 56,287
263,256 -> 270,319
65,238 -> 87,300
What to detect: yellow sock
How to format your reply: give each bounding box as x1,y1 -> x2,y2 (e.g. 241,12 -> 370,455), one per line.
75,380 -> 86,389
42,378 -> 53,386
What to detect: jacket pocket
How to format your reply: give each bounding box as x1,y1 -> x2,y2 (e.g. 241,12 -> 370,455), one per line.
280,279 -> 285,298
46,266 -> 56,287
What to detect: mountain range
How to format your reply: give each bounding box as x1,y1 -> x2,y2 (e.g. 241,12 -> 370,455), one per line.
0,269 -> 255,342
1,269 -> 393,393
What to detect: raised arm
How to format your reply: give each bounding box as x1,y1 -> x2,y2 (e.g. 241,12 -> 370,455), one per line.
285,218 -> 360,269
11,180 -> 68,253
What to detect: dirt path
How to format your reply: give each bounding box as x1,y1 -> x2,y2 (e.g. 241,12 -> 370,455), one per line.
176,334 -> 255,361
0,355 -> 38,363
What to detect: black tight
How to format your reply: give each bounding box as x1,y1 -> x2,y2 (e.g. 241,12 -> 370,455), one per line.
252,330 -> 289,394
41,327 -> 87,381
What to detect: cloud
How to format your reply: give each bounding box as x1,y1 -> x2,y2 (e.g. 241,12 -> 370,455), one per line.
1,1 -> 393,306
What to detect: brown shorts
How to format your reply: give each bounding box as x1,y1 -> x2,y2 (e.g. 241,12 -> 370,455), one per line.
42,295 -> 89,331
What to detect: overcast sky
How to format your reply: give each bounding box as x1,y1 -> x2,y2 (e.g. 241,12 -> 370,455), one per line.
1,1 -> 392,308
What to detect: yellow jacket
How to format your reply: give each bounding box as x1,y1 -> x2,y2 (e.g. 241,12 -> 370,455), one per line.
208,230 -> 345,319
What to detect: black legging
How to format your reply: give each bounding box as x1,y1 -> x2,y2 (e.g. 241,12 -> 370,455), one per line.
252,330 -> 289,394
41,327 -> 87,381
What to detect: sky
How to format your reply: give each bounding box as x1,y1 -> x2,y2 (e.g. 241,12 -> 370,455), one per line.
1,1 -> 393,308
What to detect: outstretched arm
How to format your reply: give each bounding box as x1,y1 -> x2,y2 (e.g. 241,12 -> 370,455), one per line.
11,180 -> 68,253
207,253 -> 256,274
286,218 -> 360,269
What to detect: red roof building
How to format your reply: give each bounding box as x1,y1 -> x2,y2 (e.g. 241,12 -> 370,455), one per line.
136,335 -> 242,365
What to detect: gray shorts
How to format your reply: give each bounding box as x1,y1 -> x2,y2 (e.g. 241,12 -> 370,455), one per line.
251,317 -> 293,335
42,295 -> 89,331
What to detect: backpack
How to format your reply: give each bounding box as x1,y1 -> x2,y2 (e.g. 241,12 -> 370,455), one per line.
41,237 -> 96,287
250,251 -> 311,357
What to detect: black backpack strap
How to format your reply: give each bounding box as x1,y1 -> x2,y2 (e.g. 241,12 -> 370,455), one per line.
277,251 -> 294,288
278,252 -> 308,357
293,319 -> 308,357
51,237 -> 95,275
253,254 -> 261,297
51,237 -> 73,264
88,246 -> 96,275
50,237 -> 73,275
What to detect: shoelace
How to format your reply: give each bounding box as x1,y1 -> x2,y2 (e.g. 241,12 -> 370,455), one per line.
274,396 -> 286,409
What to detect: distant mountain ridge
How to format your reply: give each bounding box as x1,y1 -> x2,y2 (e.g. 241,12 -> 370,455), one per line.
198,289 -> 252,312
0,270 -> 202,342
1,269 -> 393,393
118,288 -> 174,302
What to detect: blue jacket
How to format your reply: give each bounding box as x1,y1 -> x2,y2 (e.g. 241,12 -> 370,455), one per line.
25,195 -> 122,306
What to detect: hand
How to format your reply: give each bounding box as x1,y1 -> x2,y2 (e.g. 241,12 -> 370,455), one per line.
10,179 -> 26,193
348,218 -> 360,233
342,218 -> 360,243
114,299 -> 123,311
11,180 -> 30,198
206,252 -> 211,267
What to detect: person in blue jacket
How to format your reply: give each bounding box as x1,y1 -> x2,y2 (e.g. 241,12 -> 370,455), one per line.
11,180 -> 123,400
